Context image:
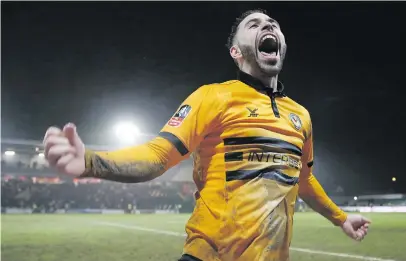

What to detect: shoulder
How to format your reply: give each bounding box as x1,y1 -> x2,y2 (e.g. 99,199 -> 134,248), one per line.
201,80 -> 240,92
193,80 -> 240,101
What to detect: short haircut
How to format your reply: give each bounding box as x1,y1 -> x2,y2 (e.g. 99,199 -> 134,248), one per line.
226,9 -> 270,50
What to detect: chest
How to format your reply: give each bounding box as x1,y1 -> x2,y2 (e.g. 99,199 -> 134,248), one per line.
220,94 -> 308,150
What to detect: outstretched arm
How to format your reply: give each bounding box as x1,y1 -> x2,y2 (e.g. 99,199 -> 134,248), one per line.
78,84 -> 223,183
80,137 -> 182,183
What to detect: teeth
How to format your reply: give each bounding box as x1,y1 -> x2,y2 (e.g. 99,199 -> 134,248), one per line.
261,35 -> 276,43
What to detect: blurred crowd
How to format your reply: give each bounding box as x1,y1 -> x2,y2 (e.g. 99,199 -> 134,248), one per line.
1,178 -> 196,213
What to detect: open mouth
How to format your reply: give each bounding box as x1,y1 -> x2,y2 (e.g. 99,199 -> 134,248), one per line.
258,34 -> 279,58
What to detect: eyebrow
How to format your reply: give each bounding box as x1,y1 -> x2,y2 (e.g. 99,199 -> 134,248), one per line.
245,17 -> 280,28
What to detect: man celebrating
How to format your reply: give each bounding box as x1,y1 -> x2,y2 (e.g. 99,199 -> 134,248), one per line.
44,9 -> 370,261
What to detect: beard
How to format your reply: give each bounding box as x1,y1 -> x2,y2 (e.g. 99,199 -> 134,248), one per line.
239,44 -> 287,77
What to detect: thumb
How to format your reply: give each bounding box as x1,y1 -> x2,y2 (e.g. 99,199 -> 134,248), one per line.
361,216 -> 371,224
63,123 -> 82,147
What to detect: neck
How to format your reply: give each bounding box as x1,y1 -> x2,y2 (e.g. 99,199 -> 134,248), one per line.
240,65 -> 278,92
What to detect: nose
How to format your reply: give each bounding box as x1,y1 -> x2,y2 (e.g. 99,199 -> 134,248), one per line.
262,22 -> 273,32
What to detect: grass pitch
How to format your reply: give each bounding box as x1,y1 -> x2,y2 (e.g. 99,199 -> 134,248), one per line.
2,213 -> 405,261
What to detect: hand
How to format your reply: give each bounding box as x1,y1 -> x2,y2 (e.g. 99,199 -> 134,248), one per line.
43,123 -> 86,177
340,214 -> 371,241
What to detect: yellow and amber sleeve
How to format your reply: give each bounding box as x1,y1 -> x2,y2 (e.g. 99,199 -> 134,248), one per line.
81,137 -> 182,182
80,84 -> 223,183
299,124 -> 347,226
158,84 -> 224,156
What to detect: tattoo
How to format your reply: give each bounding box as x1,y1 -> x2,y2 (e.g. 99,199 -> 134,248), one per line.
80,152 -> 166,183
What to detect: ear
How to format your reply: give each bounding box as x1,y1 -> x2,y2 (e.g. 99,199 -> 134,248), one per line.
230,45 -> 242,59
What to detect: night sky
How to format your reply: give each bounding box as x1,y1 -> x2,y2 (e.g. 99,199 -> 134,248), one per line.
1,2 -> 405,194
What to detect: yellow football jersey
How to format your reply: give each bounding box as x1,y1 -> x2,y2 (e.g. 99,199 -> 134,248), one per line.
84,70 -> 346,261
159,71 -> 321,260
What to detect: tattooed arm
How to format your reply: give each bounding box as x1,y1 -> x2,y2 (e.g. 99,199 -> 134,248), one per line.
79,137 -> 183,183
78,85 -> 224,183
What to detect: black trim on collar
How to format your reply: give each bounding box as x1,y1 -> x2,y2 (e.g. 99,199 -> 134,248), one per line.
237,70 -> 285,97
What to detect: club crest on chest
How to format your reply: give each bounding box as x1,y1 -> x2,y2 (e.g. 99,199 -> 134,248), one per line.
289,113 -> 302,131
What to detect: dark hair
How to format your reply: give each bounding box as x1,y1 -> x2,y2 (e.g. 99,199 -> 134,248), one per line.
226,9 -> 269,50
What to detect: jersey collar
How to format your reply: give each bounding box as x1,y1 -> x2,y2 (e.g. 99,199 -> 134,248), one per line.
237,70 -> 285,97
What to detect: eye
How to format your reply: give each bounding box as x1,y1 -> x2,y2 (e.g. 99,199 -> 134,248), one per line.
272,23 -> 279,29
249,24 -> 258,29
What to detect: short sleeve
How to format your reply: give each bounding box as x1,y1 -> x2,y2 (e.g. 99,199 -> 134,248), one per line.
158,85 -> 222,157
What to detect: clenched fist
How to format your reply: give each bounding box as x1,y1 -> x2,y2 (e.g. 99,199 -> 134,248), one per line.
43,123 -> 86,177
340,214 -> 371,241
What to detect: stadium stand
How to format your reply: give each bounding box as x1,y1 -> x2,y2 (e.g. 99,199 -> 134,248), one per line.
1,138 -> 196,214
2,138 -> 405,215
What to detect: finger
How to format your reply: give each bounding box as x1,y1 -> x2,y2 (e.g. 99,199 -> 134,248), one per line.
43,127 -> 63,143
362,225 -> 369,233
357,230 -> 365,237
360,225 -> 368,235
355,230 -> 365,241
44,135 -> 71,148
44,136 -> 71,158
361,224 -> 369,231
63,123 -> 81,147
47,145 -> 76,166
56,153 -> 75,173
47,146 -> 76,167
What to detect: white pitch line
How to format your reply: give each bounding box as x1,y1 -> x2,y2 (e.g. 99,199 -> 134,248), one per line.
95,221 -> 186,237
95,221 -> 397,261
